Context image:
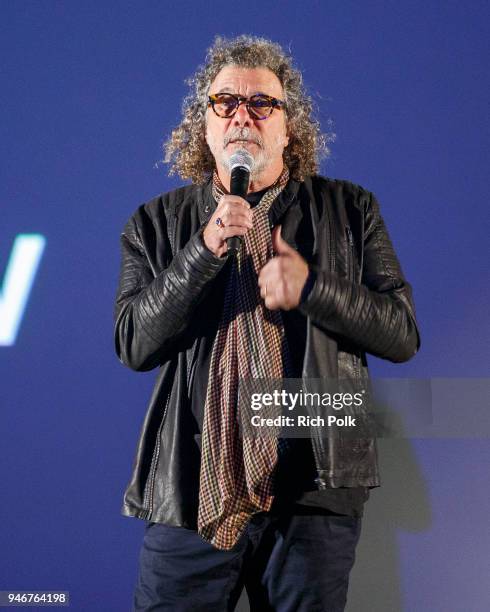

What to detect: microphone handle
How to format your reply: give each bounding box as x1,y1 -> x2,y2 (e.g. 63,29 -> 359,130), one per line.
227,166 -> 250,257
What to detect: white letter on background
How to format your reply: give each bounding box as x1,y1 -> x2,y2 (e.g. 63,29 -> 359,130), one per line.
0,234 -> 46,346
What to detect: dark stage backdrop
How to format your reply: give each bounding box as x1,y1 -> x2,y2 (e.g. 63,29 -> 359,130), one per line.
1,2 -> 489,611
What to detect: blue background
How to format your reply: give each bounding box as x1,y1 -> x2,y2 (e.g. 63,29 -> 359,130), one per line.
1,1 -> 489,610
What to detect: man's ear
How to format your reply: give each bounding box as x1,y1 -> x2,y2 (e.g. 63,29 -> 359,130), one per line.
203,112 -> 209,142
284,121 -> 290,147
204,125 -> 211,146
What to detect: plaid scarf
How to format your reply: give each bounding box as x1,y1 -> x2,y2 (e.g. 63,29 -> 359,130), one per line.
197,167 -> 291,550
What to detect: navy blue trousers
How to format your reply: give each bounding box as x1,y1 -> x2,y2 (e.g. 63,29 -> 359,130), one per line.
134,507 -> 361,611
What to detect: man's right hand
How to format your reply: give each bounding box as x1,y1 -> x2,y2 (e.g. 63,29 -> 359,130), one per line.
202,195 -> 254,257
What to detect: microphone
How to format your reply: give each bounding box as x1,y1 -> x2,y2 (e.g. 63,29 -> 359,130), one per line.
227,150 -> 254,257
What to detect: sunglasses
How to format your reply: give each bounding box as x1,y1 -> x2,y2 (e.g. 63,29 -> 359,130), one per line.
208,93 -> 286,120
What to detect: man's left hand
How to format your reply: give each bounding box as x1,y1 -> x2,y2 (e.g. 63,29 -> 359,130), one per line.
258,225 -> 309,311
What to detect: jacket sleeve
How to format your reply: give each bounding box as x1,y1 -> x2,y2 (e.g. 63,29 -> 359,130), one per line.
299,191 -> 420,363
114,215 -> 226,372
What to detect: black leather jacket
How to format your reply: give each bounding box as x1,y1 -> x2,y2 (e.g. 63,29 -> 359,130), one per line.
114,175 -> 420,527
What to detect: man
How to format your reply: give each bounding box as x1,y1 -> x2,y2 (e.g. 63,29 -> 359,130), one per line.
114,35 -> 420,611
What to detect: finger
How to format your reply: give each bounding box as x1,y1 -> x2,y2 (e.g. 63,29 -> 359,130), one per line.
215,204 -> 253,226
259,279 -> 270,300
259,275 -> 280,301
221,211 -> 254,228
271,225 -> 294,255
257,266 -> 273,290
218,200 -> 251,216
264,294 -> 280,311
258,258 -> 282,283
219,225 -> 250,241
218,195 -> 251,211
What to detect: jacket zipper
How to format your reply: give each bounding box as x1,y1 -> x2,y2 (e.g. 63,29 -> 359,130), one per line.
328,213 -> 336,273
345,226 -> 354,281
346,225 -> 361,379
143,392 -> 172,517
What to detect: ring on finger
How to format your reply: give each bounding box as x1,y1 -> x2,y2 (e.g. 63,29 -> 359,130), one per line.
216,217 -> 225,228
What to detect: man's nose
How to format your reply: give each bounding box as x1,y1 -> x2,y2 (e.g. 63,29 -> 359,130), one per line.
232,102 -> 252,127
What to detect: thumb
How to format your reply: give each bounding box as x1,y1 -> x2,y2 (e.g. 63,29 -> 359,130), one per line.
271,225 -> 293,255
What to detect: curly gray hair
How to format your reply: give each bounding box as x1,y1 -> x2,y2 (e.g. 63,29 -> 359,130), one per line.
163,34 -> 331,184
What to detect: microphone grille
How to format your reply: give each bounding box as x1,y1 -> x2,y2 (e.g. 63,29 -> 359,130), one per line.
229,150 -> 254,172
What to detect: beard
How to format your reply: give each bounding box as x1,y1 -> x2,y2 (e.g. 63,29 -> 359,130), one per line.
209,127 -> 285,180
221,128 -> 264,178
223,147 -> 267,180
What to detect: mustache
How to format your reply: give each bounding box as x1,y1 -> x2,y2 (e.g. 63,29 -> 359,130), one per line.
224,128 -> 263,147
